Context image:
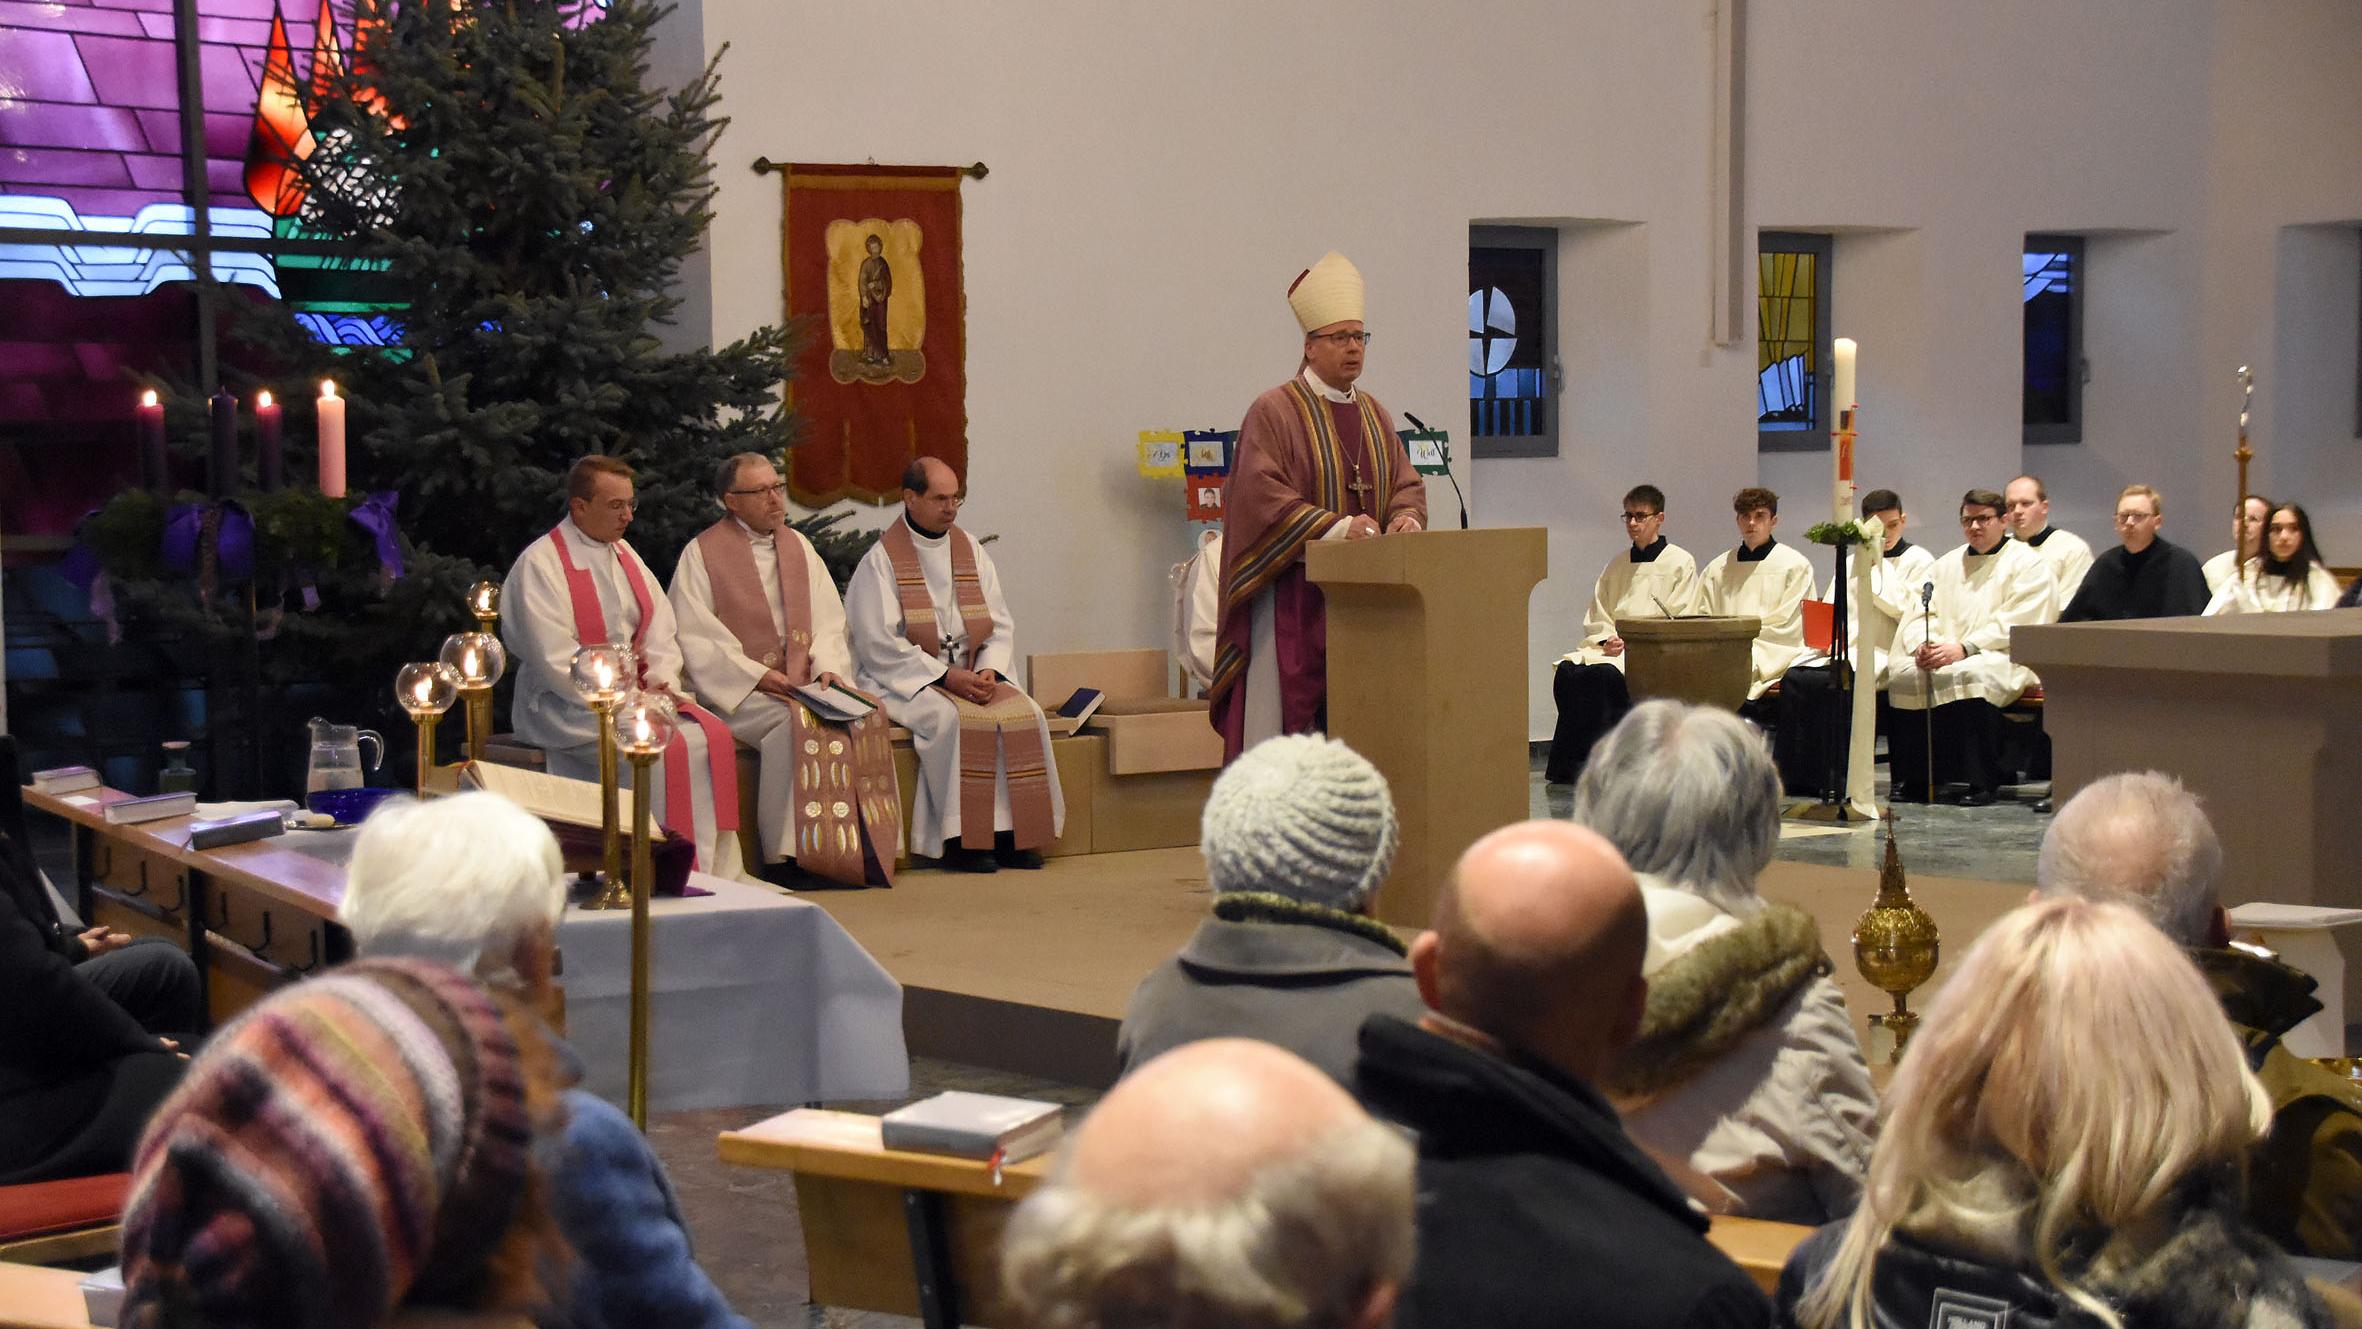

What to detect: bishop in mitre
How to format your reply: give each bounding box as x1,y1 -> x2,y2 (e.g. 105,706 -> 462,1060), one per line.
501,454 -> 744,876
846,457 -> 1064,871
1208,250 -> 1426,762
670,453 -> 900,887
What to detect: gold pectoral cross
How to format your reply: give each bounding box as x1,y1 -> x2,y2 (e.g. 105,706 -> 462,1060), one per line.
1347,464 -> 1373,503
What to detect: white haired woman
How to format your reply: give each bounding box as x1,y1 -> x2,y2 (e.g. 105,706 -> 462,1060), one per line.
1570,700 -> 1876,1224
341,792 -> 753,1329
1779,896 -> 2333,1329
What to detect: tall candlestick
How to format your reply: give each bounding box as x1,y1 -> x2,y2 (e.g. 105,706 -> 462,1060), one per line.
254,389 -> 283,491
317,380 -> 347,498
1830,337 -> 1859,523
209,388 -> 238,498
137,389 -> 167,491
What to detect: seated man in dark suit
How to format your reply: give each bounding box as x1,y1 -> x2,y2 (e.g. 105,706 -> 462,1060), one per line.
0,737 -> 198,1182
1356,819 -> 1773,1329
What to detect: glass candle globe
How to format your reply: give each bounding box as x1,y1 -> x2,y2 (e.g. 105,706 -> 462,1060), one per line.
466,580 -> 501,620
570,642 -> 636,704
439,630 -> 508,688
615,690 -> 677,758
395,661 -> 461,716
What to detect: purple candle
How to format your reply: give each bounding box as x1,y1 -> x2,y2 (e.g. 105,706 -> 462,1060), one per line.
137,389 -> 167,491
255,389 -> 283,490
209,388 -> 238,497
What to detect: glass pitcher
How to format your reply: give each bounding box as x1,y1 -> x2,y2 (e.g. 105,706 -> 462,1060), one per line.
306,717 -> 384,795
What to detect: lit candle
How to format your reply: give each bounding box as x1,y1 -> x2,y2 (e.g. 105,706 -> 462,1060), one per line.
1831,337 -> 1859,522
317,379 -> 347,498
209,388 -> 238,498
255,389 -> 283,491
137,389 -> 167,491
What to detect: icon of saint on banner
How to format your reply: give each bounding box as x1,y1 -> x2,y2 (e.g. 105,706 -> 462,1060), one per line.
826,218 -> 926,385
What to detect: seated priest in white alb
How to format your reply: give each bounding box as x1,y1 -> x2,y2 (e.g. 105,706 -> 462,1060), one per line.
500,454 -> 744,877
1695,486 -> 1815,716
669,453 -> 900,888
2204,501 -> 2345,615
846,457 -> 1065,872
2004,474 -> 2092,608
2202,494 -> 2271,594
1543,483 -> 1698,784
1884,488 -> 2055,808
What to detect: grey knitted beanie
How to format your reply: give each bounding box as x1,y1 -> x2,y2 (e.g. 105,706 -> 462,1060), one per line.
1201,735 -> 1397,909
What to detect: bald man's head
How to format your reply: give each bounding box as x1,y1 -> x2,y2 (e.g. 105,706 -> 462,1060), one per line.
1003,1040 -> 1415,1329
900,455 -> 963,531
1412,820 -> 1648,1084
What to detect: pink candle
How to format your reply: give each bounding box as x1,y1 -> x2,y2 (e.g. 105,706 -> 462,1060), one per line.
317,379 -> 347,497
255,389 -> 284,491
137,389 -> 167,491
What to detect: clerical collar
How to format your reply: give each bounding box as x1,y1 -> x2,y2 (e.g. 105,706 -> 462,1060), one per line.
1735,537 -> 1777,563
1884,539 -> 1916,559
904,513 -> 949,541
1300,366 -> 1357,404
2025,526 -> 2056,547
732,516 -> 774,541
1967,536 -> 2007,558
561,515 -> 621,550
1629,535 -> 1668,564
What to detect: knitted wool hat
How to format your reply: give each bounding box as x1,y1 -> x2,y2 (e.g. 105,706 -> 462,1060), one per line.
120,957 -> 535,1329
1201,735 -> 1397,909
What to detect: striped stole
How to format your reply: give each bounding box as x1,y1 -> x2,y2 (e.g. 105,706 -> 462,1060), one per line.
693,518 -> 812,684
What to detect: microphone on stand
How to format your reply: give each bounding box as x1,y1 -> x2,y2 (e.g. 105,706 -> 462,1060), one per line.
1402,412 -> 1469,530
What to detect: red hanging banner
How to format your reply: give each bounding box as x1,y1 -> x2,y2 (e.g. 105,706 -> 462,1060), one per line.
780,163 -> 969,507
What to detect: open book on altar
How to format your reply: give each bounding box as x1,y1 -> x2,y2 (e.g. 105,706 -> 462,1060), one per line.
791,679 -> 877,724
459,761 -> 635,829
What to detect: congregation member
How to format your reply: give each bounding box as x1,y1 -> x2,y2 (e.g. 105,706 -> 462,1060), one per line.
1001,1039 -> 1415,1329
120,956 -> 574,1329
1117,735 -> 1422,1086
2058,483 -> 2210,621
2004,473 -> 2094,605
2037,771 -> 2362,1259
1356,820 -> 1774,1329
1778,897 -> 2333,1329
502,454 -> 743,875
1209,250 -> 1426,762
1696,486 -> 1816,709
340,792 -> 753,1329
671,451 -> 899,887
847,456 -> 1063,871
0,736 -> 197,1184
2204,493 -> 2274,593
1772,488 -> 1936,797
1886,489 -> 2055,806
2206,501 -> 2344,614
1571,702 -> 1876,1224
1544,483 -> 1700,783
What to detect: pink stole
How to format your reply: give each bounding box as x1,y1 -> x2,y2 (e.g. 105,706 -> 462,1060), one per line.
545,526 -> 741,864
693,519 -> 898,885
877,520 -> 1056,851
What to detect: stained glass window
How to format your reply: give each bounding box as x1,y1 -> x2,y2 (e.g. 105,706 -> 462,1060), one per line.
1758,231 -> 1831,449
2024,235 -> 2084,444
1468,226 -> 1556,459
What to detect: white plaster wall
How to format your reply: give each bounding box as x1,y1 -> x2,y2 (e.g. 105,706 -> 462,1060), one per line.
675,0 -> 2362,739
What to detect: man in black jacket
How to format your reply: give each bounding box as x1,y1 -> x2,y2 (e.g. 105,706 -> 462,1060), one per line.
1356,820 -> 1772,1329
2059,484 -> 2210,622
0,739 -> 198,1182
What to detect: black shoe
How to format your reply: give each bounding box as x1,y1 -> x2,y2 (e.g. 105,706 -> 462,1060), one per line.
994,846 -> 1045,870
758,858 -> 811,889
1952,786 -> 1997,808
940,846 -> 999,873
2032,798 -> 2054,814
1889,783 -> 1932,804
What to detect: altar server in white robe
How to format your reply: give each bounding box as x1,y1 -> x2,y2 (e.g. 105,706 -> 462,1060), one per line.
2204,500 -> 2344,615
671,452 -> 900,888
1772,488 -> 1939,795
1885,488 -> 2056,807
2004,474 -> 2093,608
2202,495 -> 2272,594
846,457 -> 1065,871
1544,483 -> 1698,783
1695,486 -> 1816,706
500,454 -> 744,877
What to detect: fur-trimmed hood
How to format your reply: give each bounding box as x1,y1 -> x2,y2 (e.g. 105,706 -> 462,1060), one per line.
1607,885 -> 1828,1100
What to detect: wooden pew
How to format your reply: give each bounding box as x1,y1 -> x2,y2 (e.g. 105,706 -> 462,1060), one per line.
718,1108 -> 1812,1327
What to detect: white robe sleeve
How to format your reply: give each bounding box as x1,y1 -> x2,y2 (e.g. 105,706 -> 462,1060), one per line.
971,539 -> 1019,680
801,533 -> 856,682
500,539 -> 599,751
667,540 -> 768,714
846,545 -> 948,702
624,543 -> 691,694
1965,553 -> 2053,657
1183,532 -> 1222,688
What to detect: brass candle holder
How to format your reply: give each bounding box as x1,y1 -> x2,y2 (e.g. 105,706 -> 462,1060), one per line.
615,690 -> 676,1131
467,579 -> 502,635
439,631 -> 508,762
1853,812 -> 1940,1060
571,643 -> 636,909
394,662 -> 461,797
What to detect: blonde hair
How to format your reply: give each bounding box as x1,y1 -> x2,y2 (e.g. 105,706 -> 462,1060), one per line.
2117,483 -> 2163,516
1793,897 -> 2270,1329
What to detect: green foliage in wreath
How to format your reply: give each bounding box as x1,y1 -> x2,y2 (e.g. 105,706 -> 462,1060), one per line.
1806,519 -> 1880,548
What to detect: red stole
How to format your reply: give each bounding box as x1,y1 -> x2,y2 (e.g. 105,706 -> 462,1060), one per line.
877,519 -> 1057,851
544,526 -> 741,862
692,519 -> 899,885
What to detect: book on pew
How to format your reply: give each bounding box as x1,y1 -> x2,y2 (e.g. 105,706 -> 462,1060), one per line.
1055,687 -> 1105,727
103,791 -> 197,825
881,1091 -> 1064,1164
29,764 -> 102,794
791,679 -> 877,724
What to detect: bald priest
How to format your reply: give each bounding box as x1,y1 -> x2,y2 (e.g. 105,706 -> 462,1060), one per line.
1208,251 -> 1427,762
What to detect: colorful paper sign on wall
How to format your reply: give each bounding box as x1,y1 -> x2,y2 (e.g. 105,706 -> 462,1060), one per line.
1137,430 -> 1184,478
1183,429 -> 1234,523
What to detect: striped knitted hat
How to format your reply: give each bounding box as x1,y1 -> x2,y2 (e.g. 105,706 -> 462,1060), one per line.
1202,734 -> 1397,909
120,957 -> 535,1329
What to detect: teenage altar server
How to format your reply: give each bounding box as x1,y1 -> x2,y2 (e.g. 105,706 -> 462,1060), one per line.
1885,488 -> 2056,807
501,455 -> 743,876
1695,486 -> 1815,704
1543,484 -> 1698,783
846,457 -> 1064,872
2004,474 -> 2093,607
671,452 -> 900,887
1772,488 -> 1938,796
2205,501 -> 2344,615
2202,495 -> 2272,594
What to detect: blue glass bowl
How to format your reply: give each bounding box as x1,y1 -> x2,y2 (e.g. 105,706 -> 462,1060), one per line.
306,786 -> 398,826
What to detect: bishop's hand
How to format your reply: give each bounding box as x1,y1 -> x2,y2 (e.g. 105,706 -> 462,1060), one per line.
1343,514 -> 1381,540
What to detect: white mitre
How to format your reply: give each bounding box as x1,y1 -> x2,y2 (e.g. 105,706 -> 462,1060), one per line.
1288,250 -> 1365,332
